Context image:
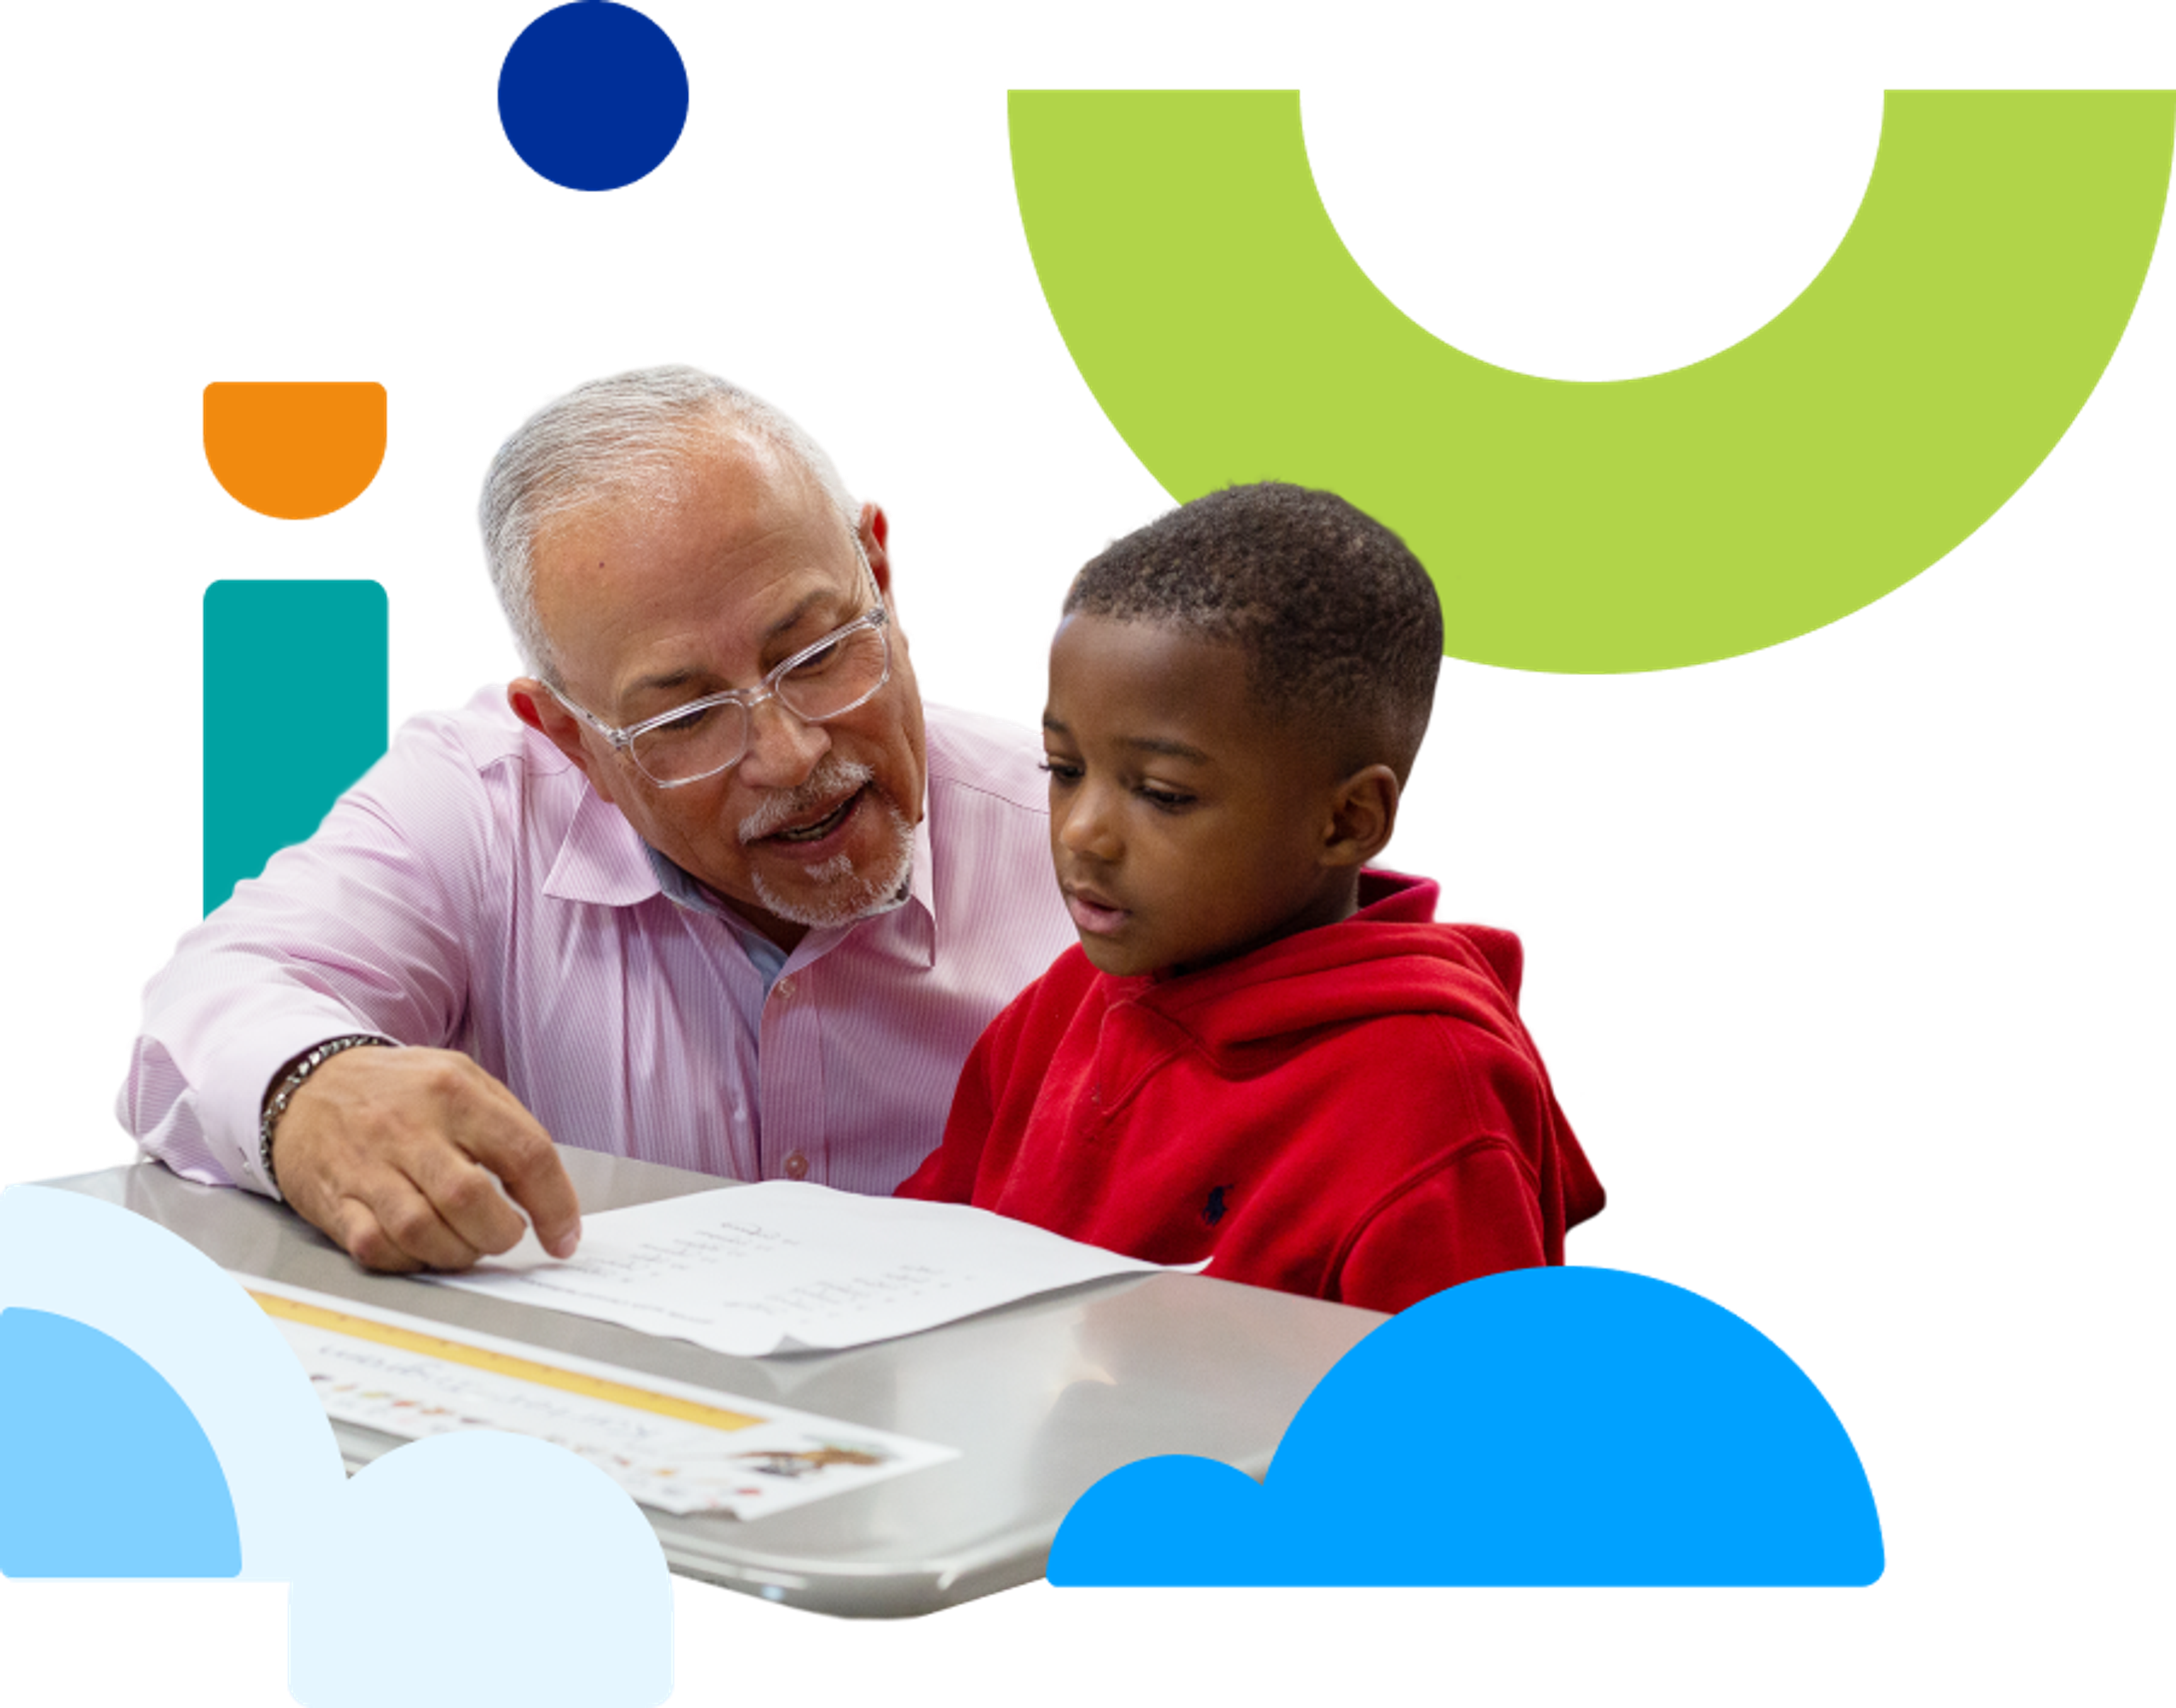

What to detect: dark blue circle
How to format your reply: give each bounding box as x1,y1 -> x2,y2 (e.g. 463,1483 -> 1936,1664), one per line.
498,4 -> 689,192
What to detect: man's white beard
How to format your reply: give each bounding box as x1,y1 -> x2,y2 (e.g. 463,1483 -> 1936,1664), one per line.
751,801 -> 913,927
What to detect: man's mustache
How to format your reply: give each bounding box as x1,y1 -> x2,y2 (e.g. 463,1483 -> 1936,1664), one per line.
737,755 -> 876,844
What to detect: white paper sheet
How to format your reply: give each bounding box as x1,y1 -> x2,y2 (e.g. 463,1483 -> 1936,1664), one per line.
244,1277 -> 957,1518
424,1181 -> 1175,1355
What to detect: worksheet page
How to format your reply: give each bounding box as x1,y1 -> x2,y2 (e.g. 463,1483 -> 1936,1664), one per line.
245,1278 -> 957,1518
427,1182 -> 1178,1355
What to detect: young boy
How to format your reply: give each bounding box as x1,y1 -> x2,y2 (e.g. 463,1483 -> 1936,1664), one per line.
896,482 -> 1603,1315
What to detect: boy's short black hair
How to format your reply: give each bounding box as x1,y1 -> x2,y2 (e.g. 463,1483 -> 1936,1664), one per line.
1063,482 -> 1444,779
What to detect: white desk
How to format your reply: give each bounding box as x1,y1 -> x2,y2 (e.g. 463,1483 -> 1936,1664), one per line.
47,1150 -> 1383,1616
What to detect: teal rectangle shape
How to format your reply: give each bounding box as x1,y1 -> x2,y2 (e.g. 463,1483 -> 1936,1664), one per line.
203,579 -> 389,915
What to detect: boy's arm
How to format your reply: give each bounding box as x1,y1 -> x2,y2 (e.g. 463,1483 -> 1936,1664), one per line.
1330,1138 -> 1551,1316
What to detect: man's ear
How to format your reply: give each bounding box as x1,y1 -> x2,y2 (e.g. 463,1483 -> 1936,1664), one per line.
509,679 -> 619,806
858,502 -> 892,596
1321,764 -> 1401,869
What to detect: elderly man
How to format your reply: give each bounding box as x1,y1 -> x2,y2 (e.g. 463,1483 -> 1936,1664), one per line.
121,367 -> 1072,1272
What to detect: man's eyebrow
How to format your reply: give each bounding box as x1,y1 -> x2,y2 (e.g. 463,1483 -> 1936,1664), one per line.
1031,709 -> 1210,761
621,586 -> 853,703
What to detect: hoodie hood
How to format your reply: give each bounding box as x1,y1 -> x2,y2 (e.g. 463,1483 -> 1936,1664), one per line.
1143,870 -> 1526,1051
1131,866 -> 1610,1227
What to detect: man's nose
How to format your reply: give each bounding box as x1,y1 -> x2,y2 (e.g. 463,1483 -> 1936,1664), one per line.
735,696 -> 830,790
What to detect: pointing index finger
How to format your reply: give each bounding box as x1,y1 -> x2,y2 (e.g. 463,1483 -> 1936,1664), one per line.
455,1097 -> 582,1259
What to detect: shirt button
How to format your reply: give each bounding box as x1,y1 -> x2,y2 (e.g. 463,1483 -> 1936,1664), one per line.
782,1152 -> 810,1180
773,976 -> 796,1004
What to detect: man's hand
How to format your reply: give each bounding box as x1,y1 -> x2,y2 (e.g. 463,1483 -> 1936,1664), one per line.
268,1046 -> 582,1273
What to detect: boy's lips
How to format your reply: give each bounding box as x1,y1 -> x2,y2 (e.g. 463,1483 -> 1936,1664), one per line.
1063,884 -> 1130,937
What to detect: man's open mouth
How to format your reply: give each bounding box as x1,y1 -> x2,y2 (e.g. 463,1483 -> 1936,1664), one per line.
766,788 -> 863,844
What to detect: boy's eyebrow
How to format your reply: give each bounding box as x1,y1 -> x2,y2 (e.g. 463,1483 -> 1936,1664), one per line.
1114,730 -> 1218,761
1041,714 -> 1211,764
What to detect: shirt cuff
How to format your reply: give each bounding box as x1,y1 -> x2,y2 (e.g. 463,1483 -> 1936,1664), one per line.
193,1007 -> 397,1198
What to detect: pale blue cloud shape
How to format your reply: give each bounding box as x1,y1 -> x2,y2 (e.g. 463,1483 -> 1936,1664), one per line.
1051,1266 -> 1883,1585
0,1183 -> 674,1697
288,1430 -> 674,1708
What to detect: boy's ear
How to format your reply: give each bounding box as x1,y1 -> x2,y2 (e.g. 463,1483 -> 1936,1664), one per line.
1321,764 -> 1401,869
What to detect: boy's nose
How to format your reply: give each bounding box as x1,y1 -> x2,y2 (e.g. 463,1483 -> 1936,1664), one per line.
1056,788 -> 1121,863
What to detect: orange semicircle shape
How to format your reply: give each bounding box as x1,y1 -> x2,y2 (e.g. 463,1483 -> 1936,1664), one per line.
203,382 -> 387,520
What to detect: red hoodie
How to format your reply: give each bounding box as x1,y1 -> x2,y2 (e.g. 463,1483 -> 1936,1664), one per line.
897,871 -> 1604,1314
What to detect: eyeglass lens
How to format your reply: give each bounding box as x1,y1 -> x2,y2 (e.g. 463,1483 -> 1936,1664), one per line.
630,622 -> 890,784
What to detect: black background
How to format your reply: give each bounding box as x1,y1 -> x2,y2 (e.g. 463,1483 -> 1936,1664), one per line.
42,56 -> 2167,1653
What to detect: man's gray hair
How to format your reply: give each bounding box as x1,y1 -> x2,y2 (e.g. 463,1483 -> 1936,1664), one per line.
479,365 -> 857,684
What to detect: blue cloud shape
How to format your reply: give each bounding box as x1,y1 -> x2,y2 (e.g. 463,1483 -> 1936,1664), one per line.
0,1183 -> 344,1575
1,1187 -> 672,1692
1050,1266 -> 1883,1585
0,1307 -> 239,1577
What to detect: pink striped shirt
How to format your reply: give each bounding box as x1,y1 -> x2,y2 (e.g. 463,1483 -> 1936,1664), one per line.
118,689 -> 1075,1198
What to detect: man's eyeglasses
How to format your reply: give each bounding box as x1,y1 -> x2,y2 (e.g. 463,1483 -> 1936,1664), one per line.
548,603 -> 892,789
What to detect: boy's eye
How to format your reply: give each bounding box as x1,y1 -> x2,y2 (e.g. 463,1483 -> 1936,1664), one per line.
1036,761 -> 1192,813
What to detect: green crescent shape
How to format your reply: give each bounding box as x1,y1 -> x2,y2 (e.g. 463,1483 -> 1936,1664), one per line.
1010,91 -> 2172,672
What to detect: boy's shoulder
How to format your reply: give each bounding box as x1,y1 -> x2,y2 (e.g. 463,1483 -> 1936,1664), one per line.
984,941 -> 1111,1039
943,944 -> 1123,1141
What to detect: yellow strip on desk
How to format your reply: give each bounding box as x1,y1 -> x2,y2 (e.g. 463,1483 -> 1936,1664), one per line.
251,1290 -> 764,1432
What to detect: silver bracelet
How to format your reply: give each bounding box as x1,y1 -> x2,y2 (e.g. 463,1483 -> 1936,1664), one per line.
259,1034 -> 394,1195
